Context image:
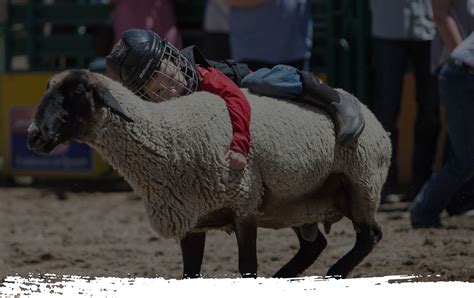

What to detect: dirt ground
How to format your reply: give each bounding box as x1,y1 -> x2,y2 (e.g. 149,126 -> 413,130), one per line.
0,187 -> 473,281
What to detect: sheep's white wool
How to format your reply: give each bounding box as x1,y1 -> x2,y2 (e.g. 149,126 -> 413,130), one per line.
88,73 -> 391,239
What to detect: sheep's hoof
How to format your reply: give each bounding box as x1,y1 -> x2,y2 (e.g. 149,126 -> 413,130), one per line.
183,273 -> 201,279
242,272 -> 257,278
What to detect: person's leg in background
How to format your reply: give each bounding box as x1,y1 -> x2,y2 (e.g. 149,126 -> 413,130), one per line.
436,97 -> 474,216
372,38 -> 409,200
407,40 -> 441,201
424,122 -> 474,217
410,63 -> 474,227
446,176 -> 474,216
443,101 -> 474,217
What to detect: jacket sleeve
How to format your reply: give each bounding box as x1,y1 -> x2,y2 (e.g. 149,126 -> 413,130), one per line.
197,66 -> 252,156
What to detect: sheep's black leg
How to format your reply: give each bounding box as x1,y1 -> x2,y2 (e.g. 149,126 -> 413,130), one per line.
326,222 -> 382,278
273,226 -> 327,278
234,215 -> 258,278
180,232 -> 206,278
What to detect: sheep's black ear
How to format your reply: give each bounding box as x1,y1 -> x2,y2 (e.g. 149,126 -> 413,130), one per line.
94,86 -> 133,122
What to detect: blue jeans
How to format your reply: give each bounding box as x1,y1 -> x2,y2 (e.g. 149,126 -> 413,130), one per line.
410,63 -> 474,225
241,64 -> 303,99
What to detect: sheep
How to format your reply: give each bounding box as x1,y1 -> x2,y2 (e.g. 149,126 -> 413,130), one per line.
27,69 -> 391,279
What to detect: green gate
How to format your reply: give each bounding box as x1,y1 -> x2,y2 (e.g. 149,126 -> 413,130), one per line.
3,0 -> 112,71
311,0 -> 371,103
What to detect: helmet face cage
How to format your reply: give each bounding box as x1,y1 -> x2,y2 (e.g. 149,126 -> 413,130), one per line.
136,41 -> 198,102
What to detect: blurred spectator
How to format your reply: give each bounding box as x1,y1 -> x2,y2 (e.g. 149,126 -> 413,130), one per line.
369,0 -> 439,202
431,0 -> 474,217
227,0 -> 312,70
203,0 -> 231,60
111,0 -> 182,48
410,0 -> 474,228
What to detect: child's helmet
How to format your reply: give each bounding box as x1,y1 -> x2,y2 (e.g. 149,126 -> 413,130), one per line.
106,29 -> 198,101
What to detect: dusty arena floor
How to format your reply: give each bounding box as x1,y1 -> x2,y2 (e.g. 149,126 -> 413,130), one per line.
0,187 -> 473,281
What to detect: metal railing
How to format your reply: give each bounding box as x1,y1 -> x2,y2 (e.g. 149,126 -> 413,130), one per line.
311,0 -> 371,102
4,0 -> 112,71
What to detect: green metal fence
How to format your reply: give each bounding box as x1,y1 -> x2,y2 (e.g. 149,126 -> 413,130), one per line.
311,0 -> 371,102
4,0 -> 112,71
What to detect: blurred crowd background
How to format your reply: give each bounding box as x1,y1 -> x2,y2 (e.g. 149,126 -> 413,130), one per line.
0,0 -> 473,222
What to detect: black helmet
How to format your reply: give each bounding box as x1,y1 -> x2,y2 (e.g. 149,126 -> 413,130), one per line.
106,29 -> 198,101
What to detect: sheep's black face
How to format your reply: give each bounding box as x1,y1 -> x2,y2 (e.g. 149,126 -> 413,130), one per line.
27,70 -> 96,154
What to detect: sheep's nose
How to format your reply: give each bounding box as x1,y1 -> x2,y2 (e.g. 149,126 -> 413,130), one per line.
27,122 -> 41,150
27,122 -> 38,135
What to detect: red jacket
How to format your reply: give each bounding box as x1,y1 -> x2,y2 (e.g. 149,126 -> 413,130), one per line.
197,66 -> 252,156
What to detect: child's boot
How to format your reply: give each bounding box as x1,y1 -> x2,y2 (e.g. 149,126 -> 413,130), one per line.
300,71 -> 365,144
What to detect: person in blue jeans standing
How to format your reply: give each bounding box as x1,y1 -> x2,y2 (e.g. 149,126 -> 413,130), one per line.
410,32 -> 474,228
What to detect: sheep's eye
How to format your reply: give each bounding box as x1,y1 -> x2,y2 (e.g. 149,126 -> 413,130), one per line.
46,81 -> 51,90
73,85 -> 86,94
